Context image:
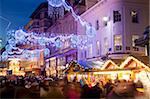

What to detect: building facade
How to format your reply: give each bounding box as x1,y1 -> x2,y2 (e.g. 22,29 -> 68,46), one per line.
24,0 -> 98,76
24,2 -> 52,75
45,0 -> 88,77
24,2 -> 53,33
77,0 -> 149,60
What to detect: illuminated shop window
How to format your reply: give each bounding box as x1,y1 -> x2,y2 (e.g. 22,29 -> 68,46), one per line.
114,35 -> 122,51
131,11 -> 139,23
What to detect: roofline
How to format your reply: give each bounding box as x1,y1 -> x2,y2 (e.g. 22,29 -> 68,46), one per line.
80,0 -> 105,17
30,2 -> 48,18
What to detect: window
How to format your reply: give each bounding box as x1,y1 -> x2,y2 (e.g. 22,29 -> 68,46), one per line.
114,35 -> 122,51
96,41 -> 100,55
81,50 -> 86,59
81,51 -> 84,59
35,22 -> 39,25
44,12 -> 48,17
79,0 -> 85,5
132,35 -> 139,46
113,10 -> 121,23
89,44 -> 93,57
84,50 -> 87,58
96,20 -> 99,30
40,12 -> 46,19
104,37 -> 109,54
74,0 -> 85,6
131,11 -> 138,23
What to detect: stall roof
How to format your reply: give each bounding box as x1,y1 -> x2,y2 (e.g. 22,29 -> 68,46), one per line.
77,60 -> 105,69
101,60 -> 119,70
64,61 -> 84,73
133,56 -> 150,67
120,56 -> 150,69
111,59 -> 125,66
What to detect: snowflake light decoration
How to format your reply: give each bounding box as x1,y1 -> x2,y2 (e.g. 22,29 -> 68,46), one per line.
44,48 -> 50,56
47,0 -> 63,7
2,51 -> 8,61
8,38 -> 16,47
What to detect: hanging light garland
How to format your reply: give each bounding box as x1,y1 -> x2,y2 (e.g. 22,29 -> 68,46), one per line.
47,0 -> 97,38
1,0 -> 97,61
2,29 -> 93,61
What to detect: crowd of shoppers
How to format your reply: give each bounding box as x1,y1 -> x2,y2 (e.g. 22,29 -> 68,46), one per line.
0,75 -> 146,99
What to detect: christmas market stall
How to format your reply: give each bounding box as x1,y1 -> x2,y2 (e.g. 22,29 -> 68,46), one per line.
93,59 -> 124,81
93,56 -> 150,81
64,61 -> 85,82
119,56 -> 150,81
64,56 -> 150,86
64,60 -> 105,84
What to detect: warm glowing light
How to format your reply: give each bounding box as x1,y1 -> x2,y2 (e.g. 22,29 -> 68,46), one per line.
103,16 -> 109,22
93,70 -> 132,75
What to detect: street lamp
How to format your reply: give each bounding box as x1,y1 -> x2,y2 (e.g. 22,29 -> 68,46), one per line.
102,16 -> 109,26
103,16 -> 109,22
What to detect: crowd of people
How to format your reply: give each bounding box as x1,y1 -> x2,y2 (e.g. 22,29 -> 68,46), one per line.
0,75 -> 145,99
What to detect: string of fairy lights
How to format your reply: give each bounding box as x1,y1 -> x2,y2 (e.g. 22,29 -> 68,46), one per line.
1,0 -> 97,61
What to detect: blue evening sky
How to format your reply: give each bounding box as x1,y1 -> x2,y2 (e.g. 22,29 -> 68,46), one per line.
0,0 -> 45,47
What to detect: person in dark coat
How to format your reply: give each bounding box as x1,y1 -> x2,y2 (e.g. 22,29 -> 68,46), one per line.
1,81 -> 15,99
80,84 -> 91,99
92,82 -> 102,99
104,80 -> 113,96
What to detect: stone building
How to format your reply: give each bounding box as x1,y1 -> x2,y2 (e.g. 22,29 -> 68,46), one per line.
77,0 -> 149,61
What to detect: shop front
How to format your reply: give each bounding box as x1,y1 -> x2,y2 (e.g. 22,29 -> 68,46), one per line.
0,68 -> 7,76
57,56 -> 66,78
45,59 -> 50,77
49,57 -> 57,77
8,59 -> 25,76
21,60 -> 39,76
